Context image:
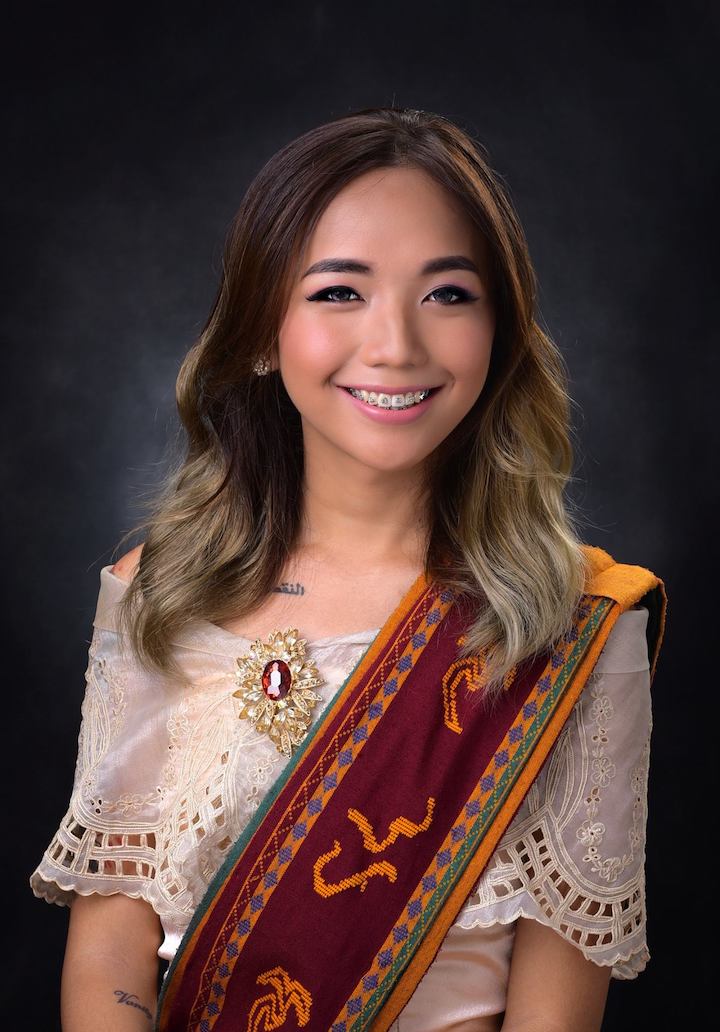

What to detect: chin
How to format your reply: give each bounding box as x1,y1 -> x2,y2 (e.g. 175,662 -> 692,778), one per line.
349,451 -> 433,475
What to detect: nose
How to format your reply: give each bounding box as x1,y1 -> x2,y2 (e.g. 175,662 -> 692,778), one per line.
356,299 -> 429,369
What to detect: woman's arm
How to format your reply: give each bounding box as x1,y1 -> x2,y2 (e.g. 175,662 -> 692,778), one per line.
61,893 -> 162,1031
501,917 -> 612,1032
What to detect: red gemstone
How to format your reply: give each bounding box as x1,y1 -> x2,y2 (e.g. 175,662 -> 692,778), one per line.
261,659 -> 292,700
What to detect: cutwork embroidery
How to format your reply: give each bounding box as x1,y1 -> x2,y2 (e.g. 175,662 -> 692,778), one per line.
578,673 -> 648,883
455,666 -> 651,977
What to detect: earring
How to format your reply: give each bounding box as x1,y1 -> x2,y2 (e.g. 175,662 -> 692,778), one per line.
253,357 -> 271,376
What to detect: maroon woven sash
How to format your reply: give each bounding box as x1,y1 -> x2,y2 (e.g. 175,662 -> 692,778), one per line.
156,558 -> 666,1031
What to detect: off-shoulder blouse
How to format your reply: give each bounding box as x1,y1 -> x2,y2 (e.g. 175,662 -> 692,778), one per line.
30,568 -> 654,1031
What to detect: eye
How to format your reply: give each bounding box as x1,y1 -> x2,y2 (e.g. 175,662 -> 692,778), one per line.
426,285 -> 478,305
306,285 -> 362,303
306,284 -> 480,305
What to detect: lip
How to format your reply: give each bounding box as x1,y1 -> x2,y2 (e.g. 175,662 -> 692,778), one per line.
337,383 -> 441,393
337,384 -> 442,424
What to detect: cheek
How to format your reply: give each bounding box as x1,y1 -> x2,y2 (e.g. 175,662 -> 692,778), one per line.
444,319 -> 495,385
278,309 -> 344,379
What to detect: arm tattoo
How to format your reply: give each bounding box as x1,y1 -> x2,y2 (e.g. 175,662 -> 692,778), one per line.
113,989 -> 153,1021
273,581 -> 305,595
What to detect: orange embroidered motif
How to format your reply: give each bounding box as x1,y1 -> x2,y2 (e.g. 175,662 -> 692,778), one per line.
246,965 -> 313,1031
313,798 -> 436,897
347,800 -> 436,851
442,650 -> 517,733
313,840 -> 397,896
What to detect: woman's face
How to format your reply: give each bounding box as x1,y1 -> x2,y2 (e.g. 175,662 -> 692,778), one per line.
277,166 -> 496,477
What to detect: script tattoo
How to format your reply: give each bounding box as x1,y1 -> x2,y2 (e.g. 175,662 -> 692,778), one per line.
273,582 -> 305,595
113,989 -> 153,1021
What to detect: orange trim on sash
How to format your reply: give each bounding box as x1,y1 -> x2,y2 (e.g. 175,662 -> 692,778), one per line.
372,553 -> 666,1031
583,544 -> 668,679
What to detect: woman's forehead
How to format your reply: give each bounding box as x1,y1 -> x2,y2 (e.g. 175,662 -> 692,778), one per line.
298,169 -> 490,278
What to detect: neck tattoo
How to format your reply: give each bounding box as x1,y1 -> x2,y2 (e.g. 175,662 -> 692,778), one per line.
273,582 -> 305,596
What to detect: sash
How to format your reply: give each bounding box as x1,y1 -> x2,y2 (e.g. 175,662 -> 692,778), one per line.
155,544 -> 667,1032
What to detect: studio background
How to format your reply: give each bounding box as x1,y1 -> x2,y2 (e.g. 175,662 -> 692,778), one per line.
3,3 -> 714,1028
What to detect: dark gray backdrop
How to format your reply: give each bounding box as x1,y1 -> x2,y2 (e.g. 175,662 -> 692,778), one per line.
4,2 -> 715,1028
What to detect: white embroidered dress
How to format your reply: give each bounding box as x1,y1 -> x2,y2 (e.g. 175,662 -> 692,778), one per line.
30,568 -> 654,1031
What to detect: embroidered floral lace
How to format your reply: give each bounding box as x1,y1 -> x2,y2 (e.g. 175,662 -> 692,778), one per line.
30,567 -> 653,1024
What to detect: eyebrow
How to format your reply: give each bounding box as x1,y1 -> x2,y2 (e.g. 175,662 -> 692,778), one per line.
301,255 -> 482,279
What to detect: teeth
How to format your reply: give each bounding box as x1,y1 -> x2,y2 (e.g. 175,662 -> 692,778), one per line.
347,388 -> 431,409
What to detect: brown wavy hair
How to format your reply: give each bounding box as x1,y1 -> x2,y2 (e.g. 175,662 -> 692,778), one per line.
115,105 -> 590,700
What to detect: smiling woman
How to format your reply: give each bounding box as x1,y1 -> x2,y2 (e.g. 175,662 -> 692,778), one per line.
276,166 -> 496,481
29,107 -> 667,1032
102,107 -> 588,683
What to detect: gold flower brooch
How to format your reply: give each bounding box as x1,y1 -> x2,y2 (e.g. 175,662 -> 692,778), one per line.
233,629 -> 324,757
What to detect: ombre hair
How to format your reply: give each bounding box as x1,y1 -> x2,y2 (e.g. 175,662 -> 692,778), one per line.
115,105 -> 590,701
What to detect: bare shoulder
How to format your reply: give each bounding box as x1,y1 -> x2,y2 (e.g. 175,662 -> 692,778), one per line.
111,543 -> 145,583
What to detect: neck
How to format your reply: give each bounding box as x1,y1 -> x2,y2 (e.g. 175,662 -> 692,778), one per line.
296,449 -> 431,573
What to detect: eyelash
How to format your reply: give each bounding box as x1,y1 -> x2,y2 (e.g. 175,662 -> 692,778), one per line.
306,285 -> 478,305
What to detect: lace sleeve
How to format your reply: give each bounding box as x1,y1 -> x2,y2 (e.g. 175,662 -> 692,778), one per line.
29,607 -> 182,911
456,606 -> 653,979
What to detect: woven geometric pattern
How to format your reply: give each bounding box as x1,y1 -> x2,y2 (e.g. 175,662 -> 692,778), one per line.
330,595 -> 610,1030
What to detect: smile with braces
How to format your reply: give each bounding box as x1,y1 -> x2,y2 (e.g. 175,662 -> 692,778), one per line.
346,388 -> 432,410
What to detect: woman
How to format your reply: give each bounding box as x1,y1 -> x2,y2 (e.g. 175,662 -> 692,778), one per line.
30,106 -> 667,1031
